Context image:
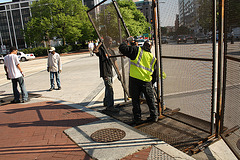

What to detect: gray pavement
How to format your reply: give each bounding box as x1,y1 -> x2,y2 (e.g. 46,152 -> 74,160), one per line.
0,52 -> 238,160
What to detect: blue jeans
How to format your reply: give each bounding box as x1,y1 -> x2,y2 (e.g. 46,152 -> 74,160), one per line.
50,72 -> 61,89
12,76 -> 28,101
103,76 -> 114,108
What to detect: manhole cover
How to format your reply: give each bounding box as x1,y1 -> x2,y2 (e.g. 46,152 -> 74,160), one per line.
237,139 -> 240,150
90,128 -> 126,142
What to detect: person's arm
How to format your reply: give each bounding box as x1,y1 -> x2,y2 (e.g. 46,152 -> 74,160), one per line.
58,54 -> 62,73
47,54 -> 50,72
4,65 -> 7,74
93,42 -> 102,57
151,63 -> 157,85
118,42 -> 139,60
4,65 -> 10,80
16,64 -> 24,76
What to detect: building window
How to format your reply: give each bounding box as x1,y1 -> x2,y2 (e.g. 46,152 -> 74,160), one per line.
21,2 -> 29,8
0,6 -> 5,11
11,4 -> 19,9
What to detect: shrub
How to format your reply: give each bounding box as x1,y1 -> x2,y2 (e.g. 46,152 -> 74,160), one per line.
21,47 -> 49,57
55,45 -> 72,54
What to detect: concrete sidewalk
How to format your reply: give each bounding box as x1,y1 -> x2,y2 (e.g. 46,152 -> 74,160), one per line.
0,52 -> 237,160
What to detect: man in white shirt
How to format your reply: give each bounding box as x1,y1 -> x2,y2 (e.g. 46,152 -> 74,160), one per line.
88,41 -> 94,56
47,47 -> 62,91
4,46 -> 28,103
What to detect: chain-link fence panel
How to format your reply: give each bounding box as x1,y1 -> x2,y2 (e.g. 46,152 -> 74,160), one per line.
222,0 -> 240,158
159,0 -> 214,125
87,0 -> 130,99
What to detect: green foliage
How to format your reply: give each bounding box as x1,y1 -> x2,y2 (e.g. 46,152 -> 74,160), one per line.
228,0 -> 240,27
117,0 -> 150,37
175,26 -> 191,35
24,0 -> 94,46
161,27 -> 167,35
197,0 -> 214,33
21,47 -> 49,57
55,45 -> 72,53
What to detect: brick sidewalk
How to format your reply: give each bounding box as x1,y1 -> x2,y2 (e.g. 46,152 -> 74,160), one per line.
0,101 -> 99,160
0,101 -> 154,160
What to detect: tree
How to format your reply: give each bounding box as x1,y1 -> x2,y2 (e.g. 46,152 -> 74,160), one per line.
24,0 -> 94,46
161,27 -> 167,36
227,0 -> 240,28
175,25 -> 190,35
197,0 -> 213,33
117,0 -> 150,37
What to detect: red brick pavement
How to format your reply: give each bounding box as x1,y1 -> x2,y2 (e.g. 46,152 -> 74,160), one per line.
0,101 -> 152,160
0,101 -> 99,160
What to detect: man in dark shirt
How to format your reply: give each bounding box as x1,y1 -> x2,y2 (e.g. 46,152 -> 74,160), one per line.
94,36 -> 120,112
119,39 -> 158,124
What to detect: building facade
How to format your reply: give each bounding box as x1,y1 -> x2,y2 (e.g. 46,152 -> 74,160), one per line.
135,0 -> 152,24
178,0 -> 202,35
0,0 -> 35,50
83,0 -> 100,10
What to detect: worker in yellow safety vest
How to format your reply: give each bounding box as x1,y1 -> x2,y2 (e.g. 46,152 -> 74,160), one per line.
119,38 -> 158,125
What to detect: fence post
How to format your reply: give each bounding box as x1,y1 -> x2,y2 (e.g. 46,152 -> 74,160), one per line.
215,0 -> 225,138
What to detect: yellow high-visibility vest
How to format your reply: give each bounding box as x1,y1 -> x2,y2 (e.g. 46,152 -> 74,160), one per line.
130,47 -> 156,82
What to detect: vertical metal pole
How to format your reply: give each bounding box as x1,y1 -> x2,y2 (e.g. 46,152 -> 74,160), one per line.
118,17 -> 127,102
9,5 -> 18,49
152,0 -> 162,117
156,0 -> 164,114
215,0 -> 224,138
5,5 -> 13,47
0,31 -> 3,46
19,4 -> 27,48
221,0 -> 228,135
211,0 -> 217,135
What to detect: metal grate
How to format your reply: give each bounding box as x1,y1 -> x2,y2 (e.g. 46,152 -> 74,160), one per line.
147,146 -> 175,160
90,128 -> 126,142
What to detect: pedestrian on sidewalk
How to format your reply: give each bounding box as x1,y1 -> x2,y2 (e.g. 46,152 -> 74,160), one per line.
88,40 -> 94,56
4,46 -> 29,103
119,38 -> 158,124
47,47 -> 62,91
93,36 -> 120,112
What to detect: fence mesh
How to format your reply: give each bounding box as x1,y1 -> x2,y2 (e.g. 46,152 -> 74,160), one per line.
87,0 -> 130,97
160,0 -> 213,124
223,0 -> 240,158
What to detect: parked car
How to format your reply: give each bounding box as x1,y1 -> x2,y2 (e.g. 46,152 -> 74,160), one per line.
176,35 -> 187,44
187,35 -> 193,40
194,33 -> 208,43
0,55 -> 4,64
135,39 -> 145,46
0,53 -> 7,64
161,36 -> 168,44
17,52 -> 35,62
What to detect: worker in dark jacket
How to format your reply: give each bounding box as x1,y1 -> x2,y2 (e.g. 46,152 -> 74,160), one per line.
119,38 -> 158,124
94,37 -> 120,112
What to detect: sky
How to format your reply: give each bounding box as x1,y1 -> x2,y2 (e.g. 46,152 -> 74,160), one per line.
0,0 -> 11,3
159,0 -> 179,27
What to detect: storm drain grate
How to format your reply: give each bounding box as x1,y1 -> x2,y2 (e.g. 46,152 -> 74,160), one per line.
90,128 -> 126,142
147,146 -> 175,160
